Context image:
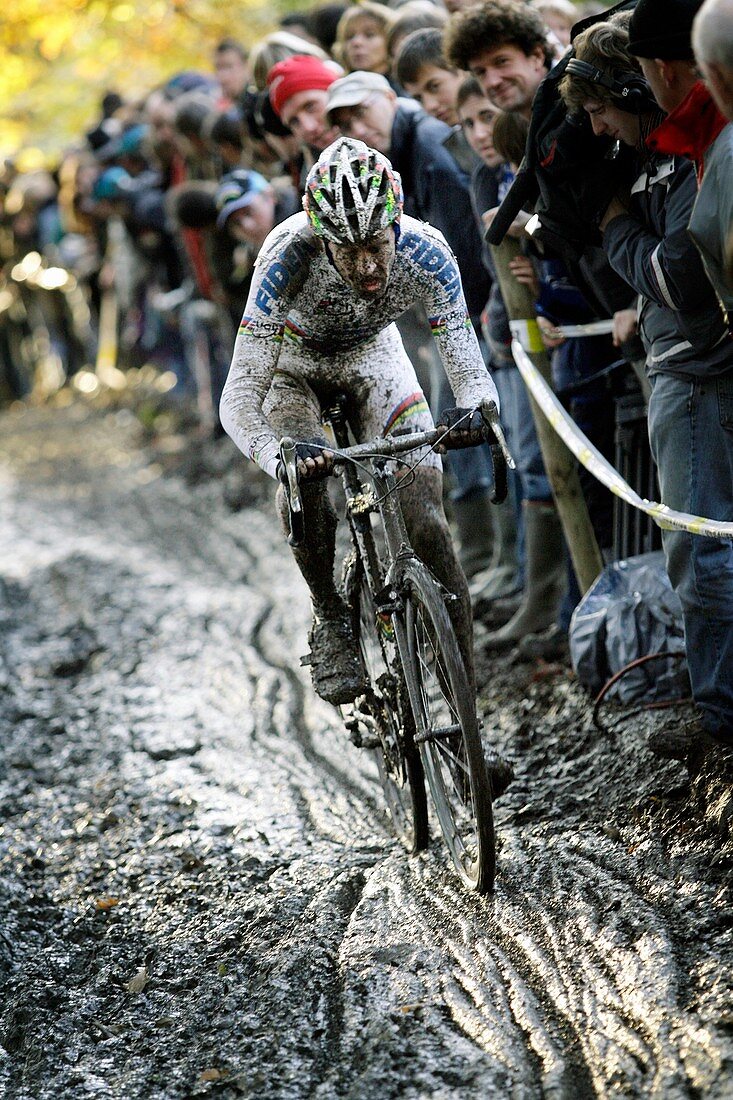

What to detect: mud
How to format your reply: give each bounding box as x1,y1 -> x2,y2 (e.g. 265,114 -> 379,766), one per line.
0,400 -> 731,1099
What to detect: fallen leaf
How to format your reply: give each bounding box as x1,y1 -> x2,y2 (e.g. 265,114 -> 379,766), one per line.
198,1068 -> 228,1082
94,896 -> 119,910
126,965 -> 148,993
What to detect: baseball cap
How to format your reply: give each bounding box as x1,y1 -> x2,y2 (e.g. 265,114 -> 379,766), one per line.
326,71 -> 392,119
215,169 -> 270,229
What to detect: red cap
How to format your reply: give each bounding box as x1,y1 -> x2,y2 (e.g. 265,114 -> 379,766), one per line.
267,55 -> 339,118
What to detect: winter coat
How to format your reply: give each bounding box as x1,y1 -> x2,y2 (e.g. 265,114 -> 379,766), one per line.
603,153 -> 733,379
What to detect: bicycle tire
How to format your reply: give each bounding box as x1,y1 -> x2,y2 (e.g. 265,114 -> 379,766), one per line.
398,559 -> 495,892
344,556 -> 429,853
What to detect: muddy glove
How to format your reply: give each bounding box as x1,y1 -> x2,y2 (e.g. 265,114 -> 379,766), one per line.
433,407 -> 487,453
276,439 -> 335,484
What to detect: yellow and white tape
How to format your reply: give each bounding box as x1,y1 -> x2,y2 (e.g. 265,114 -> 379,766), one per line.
511,335 -> 733,540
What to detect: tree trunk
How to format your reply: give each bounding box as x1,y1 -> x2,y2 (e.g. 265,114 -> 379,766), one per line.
490,237 -> 604,593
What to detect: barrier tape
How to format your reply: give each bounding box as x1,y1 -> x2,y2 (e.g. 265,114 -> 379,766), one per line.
510,333 -> 733,540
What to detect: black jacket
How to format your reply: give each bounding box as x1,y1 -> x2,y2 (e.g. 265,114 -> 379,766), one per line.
604,154 -> 733,378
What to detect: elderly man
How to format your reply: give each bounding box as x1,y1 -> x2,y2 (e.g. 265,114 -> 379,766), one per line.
694,0 -> 733,119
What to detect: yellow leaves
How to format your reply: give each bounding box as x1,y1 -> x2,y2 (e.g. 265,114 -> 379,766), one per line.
33,14 -> 77,60
0,0 -> 274,158
111,4 -> 135,22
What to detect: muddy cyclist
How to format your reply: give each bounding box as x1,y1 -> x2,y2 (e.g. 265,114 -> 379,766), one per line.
220,136 -> 507,708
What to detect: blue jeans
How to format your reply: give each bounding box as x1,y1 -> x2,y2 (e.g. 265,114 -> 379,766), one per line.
436,363 -> 496,502
648,371 -> 733,739
500,366 -> 552,502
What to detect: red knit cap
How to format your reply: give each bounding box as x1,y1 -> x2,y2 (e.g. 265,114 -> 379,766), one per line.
267,55 -> 339,118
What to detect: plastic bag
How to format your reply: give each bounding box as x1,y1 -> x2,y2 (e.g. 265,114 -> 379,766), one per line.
569,551 -> 689,703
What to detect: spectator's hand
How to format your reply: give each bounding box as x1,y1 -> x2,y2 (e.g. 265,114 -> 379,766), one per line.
536,314 -> 566,349
599,196 -> 627,232
612,309 -> 638,347
508,255 -> 540,298
483,207 -> 530,239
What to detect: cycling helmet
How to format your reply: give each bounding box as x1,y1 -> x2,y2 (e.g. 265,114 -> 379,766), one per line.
303,137 -> 403,245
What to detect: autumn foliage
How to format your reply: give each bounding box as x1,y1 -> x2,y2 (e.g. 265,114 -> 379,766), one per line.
1,0 -> 276,160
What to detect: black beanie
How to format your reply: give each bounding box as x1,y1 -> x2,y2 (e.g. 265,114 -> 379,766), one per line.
628,0 -> 704,60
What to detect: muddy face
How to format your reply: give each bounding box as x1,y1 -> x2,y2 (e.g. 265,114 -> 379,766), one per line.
326,229 -> 396,300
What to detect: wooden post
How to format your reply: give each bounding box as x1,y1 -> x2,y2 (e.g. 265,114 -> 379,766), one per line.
490,237 -> 604,593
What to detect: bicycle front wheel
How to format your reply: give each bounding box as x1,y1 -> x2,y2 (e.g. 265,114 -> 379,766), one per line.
346,560 -> 429,854
399,560 -> 495,892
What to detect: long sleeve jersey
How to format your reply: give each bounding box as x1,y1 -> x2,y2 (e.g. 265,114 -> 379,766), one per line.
220,212 -> 500,478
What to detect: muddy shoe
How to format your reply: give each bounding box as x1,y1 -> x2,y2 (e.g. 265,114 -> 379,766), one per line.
302,610 -> 366,706
647,715 -> 708,762
484,748 -> 514,801
516,624 -> 569,662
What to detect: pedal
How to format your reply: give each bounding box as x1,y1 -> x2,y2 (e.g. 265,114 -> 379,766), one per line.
344,712 -> 380,751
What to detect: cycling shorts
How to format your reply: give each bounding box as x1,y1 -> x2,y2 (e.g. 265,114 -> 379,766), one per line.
262,322 -> 441,472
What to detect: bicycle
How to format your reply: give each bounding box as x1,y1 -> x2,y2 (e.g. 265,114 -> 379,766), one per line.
278,397 -> 508,893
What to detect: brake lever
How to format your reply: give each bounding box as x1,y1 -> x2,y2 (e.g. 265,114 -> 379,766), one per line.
278,436 -> 304,546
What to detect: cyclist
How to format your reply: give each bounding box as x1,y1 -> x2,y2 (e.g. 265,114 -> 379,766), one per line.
220,136 -> 507,709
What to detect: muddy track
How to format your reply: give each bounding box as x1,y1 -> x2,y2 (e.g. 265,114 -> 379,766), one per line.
0,403 -> 731,1099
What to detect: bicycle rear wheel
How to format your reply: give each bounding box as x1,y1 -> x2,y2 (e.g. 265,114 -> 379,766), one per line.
399,560 -> 495,892
346,557 -> 429,853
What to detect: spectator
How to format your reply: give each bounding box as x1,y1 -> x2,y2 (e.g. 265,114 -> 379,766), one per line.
447,3 -> 568,645
268,55 -> 342,157
214,38 -> 250,105
445,0 -> 555,119
304,5 -> 348,54
250,32 -> 330,91
206,108 -> 246,169
694,0 -> 733,119
215,169 -> 299,252
531,0 -> 577,49
386,1 -> 449,75
334,3 -> 394,78
395,28 -> 466,126
563,6 -> 733,755
395,28 -> 478,173
456,76 -> 522,606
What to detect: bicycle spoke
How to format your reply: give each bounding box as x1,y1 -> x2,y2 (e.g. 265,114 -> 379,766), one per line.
399,561 -> 495,892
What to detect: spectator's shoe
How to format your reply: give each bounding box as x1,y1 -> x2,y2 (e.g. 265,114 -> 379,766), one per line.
475,589 -> 523,628
481,502 -> 565,652
516,623 -> 569,662
302,607 -> 366,706
647,714 -> 733,770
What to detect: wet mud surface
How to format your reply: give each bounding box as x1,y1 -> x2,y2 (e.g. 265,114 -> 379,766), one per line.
1,402 -> 731,1099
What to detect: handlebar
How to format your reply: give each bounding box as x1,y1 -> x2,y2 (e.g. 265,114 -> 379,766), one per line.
278,415 -> 511,546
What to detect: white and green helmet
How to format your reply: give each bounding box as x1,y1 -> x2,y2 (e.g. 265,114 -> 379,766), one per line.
303,137 -> 404,245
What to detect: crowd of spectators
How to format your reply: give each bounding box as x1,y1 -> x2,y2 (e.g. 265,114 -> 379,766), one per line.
2,0 -> 733,754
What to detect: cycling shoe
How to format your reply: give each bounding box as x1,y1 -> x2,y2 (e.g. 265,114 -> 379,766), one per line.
302,609 -> 366,706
